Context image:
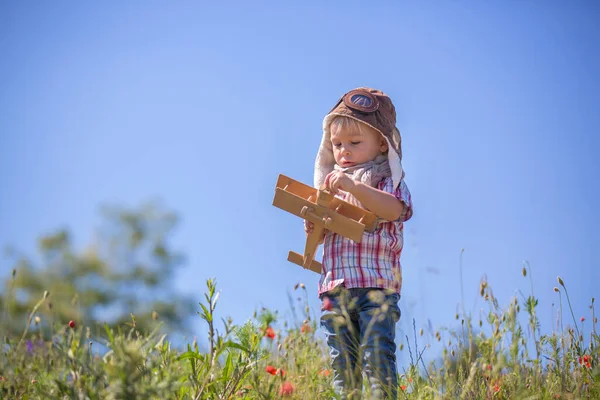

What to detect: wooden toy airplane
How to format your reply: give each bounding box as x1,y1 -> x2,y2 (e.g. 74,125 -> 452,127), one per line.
272,174 -> 378,274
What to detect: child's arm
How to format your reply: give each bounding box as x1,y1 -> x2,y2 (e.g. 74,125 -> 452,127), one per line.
348,182 -> 405,221
325,171 -> 408,222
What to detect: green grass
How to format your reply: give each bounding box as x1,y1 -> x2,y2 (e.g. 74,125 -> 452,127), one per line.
1,268 -> 598,399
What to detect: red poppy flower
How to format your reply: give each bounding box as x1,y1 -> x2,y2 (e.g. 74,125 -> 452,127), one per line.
265,326 -> 275,339
400,385 -> 407,391
579,355 -> 591,369
265,365 -> 277,375
68,320 -> 75,329
279,381 -> 294,396
494,383 -> 500,393
581,317 -> 585,322
301,323 -> 311,333
318,369 -> 330,377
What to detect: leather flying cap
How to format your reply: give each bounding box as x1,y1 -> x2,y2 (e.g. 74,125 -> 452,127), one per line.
315,86 -> 405,191
327,87 -> 401,162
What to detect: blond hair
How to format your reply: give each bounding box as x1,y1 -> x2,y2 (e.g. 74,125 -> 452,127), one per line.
329,115 -> 381,139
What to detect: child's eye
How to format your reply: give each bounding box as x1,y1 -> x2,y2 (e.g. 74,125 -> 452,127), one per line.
351,141 -> 361,145
332,142 -> 341,147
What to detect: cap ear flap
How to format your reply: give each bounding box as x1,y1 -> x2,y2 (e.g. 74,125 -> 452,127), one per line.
391,127 -> 402,161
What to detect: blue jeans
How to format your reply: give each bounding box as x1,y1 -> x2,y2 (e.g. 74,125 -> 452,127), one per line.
320,287 -> 401,399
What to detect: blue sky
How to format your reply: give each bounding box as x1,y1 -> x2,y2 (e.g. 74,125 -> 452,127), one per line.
1,1 -> 598,364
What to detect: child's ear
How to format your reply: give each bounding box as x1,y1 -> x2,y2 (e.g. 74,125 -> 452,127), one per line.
380,137 -> 389,153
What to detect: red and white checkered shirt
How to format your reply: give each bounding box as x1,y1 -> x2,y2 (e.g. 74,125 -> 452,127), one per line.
318,177 -> 413,296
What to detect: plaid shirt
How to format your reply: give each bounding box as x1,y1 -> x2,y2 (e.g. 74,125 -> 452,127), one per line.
318,177 -> 413,296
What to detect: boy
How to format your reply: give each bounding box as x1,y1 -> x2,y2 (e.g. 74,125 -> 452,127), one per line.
305,87 -> 413,399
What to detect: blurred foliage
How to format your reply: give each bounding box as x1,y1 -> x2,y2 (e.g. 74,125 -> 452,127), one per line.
0,201 -> 196,340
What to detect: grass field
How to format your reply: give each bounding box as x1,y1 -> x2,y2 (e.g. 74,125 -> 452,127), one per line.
1,265 -> 598,399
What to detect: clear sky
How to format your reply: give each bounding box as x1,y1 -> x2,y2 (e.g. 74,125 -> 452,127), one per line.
1,1 -> 598,365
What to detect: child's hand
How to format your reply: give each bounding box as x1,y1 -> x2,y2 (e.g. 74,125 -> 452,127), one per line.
325,171 -> 356,194
304,220 -> 315,234
304,220 -> 327,244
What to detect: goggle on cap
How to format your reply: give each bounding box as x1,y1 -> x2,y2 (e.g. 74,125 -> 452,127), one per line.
314,87 -> 404,190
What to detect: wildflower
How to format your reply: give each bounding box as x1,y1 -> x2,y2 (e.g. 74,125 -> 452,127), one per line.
265,326 -> 275,339
277,368 -> 286,378
581,317 -> 585,322
322,297 -> 333,311
553,287 -> 559,293
279,381 -> 295,396
31,379 -> 37,384
301,323 -> 311,333
318,369 -> 330,377
578,355 -> 591,369
493,382 -> 500,393
400,385 -> 407,391
68,320 -> 75,329
557,276 -> 564,286
265,365 -> 277,375
34,316 -> 40,324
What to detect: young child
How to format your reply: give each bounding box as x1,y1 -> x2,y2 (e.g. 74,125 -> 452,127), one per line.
305,87 -> 413,399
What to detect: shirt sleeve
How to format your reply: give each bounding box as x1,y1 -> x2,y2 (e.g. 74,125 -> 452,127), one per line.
379,177 -> 413,222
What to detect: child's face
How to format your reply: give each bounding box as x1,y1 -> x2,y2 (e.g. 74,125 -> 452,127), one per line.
330,120 -> 388,168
